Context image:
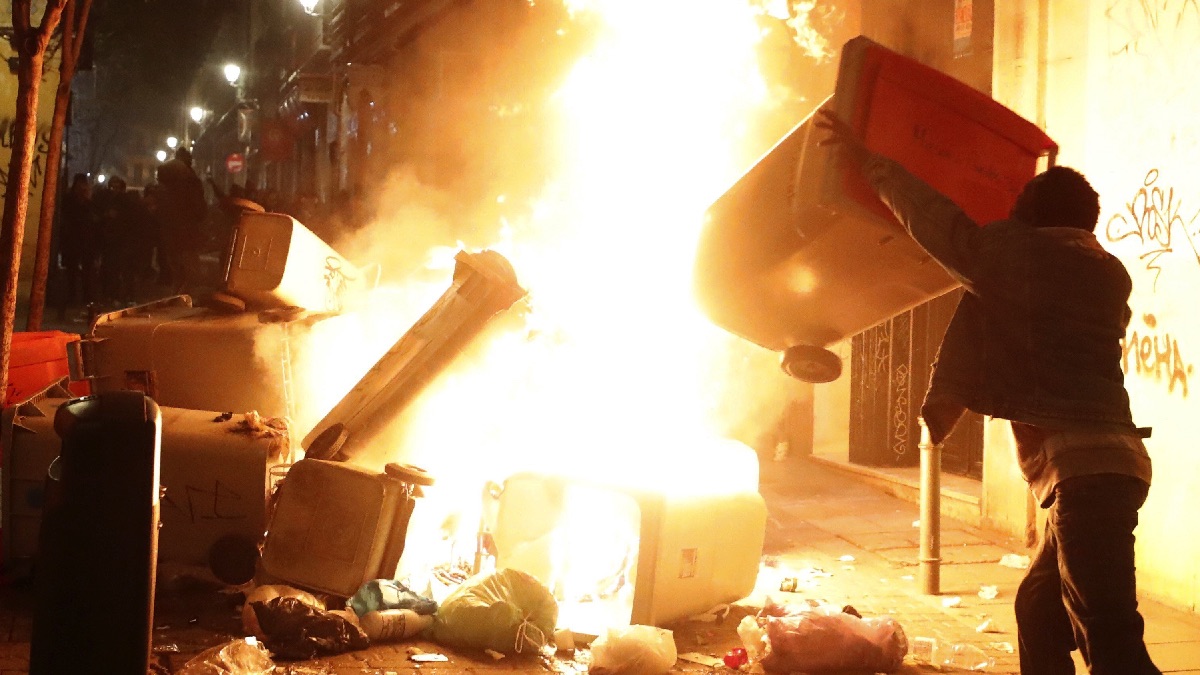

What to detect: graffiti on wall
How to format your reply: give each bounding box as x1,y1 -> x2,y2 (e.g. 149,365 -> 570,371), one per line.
1105,168 -> 1200,291
0,118 -> 53,201
1106,0 -> 1200,58
1122,312 -> 1193,398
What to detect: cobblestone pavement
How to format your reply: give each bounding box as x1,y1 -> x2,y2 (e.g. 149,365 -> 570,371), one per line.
3,455 -> 1199,673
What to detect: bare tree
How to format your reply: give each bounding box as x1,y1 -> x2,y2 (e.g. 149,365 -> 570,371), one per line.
1,0 -> 68,402
25,0 -> 92,331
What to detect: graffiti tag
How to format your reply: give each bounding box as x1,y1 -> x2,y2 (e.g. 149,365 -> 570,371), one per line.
161,480 -> 248,524
1121,313 -> 1193,397
0,119 -> 53,201
1105,168 -> 1200,291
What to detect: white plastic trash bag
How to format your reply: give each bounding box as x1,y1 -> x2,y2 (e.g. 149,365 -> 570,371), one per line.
590,625 -> 677,675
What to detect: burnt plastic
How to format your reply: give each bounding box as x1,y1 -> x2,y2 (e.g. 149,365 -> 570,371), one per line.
30,391 -> 161,674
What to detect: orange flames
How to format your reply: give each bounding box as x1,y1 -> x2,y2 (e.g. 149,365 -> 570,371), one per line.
287,0 -> 827,589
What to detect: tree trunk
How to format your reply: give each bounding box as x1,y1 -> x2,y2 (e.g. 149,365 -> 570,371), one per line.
24,81 -> 70,331
27,0 -> 91,331
0,48 -> 47,403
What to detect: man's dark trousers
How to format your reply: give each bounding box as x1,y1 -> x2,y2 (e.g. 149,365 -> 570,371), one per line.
1015,473 -> 1161,674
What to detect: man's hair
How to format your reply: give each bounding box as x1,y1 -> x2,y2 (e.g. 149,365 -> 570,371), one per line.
1011,166 -> 1101,231
175,147 -> 193,165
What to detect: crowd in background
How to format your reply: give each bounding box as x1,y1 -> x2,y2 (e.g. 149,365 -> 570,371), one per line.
52,148 -> 361,323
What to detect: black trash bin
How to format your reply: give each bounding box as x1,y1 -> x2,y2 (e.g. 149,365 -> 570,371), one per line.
30,391 -> 161,674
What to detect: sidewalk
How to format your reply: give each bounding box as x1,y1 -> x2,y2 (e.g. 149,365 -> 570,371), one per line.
2,454 -> 1198,673
757,455 -> 1200,674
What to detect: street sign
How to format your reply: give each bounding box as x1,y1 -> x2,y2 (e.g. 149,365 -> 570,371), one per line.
226,152 -> 245,174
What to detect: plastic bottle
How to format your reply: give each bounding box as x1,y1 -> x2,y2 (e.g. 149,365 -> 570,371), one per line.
360,609 -> 433,643
910,637 -> 994,671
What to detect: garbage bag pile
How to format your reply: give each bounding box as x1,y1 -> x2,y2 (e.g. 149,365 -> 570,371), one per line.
737,598 -> 908,673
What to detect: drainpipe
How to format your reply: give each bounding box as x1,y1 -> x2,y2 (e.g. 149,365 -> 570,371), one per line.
919,418 -> 941,594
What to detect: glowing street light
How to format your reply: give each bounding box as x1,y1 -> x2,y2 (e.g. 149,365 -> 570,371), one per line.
155,150 -> 168,162
96,174 -> 107,184
223,63 -> 242,86
298,0 -> 319,14
166,136 -> 178,149
189,106 -> 206,123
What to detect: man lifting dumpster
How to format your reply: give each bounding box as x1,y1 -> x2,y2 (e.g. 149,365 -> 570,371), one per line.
817,108 -> 1160,675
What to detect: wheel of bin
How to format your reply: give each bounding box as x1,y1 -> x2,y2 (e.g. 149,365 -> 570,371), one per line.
385,462 -> 436,487
781,344 -> 843,383
208,534 -> 260,586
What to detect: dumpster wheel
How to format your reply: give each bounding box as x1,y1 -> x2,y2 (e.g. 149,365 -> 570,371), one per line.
781,344 -> 843,383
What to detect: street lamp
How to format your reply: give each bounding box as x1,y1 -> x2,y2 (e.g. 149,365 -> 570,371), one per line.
189,106 -> 206,123
96,174 -> 106,184
223,63 -> 242,86
298,0 -> 319,14
166,136 -> 178,149
155,150 -> 168,162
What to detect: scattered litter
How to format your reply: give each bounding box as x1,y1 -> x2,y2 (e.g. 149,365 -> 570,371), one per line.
912,520 -> 921,528
723,647 -> 749,668
999,553 -> 1031,569
910,636 -> 937,663
348,579 -> 438,617
777,567 -> 832,592
900,575 -> 915,582
687,603 -> 732,623
361,608 -> 433,643
242,584 -> 323,640
410,653 -> 449,663
978,585 -> 999,600
485,648 -> 506,660
212,412 -> 234,422
248,596 -> 368,659
152,644 -> 180,654
177,637 -> 274,675
590,625 -> 677,675
909,637 -> 995,670
555,628 -> 576,653
838,555 -> 856,562
990,641 -> 1016,654
678,652 -> 724,668
942,596 -> 962,608
976,617 -> 1004,633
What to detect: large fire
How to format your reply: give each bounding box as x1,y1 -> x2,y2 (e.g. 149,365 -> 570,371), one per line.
277,0 -> 839,626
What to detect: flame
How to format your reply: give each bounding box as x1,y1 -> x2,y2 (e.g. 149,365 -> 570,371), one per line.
283,0 -> 825,599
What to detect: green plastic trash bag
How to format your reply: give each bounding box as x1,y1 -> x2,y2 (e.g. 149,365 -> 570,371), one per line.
431,568 -> 558,654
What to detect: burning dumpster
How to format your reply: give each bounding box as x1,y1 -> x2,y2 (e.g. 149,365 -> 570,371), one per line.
695,36 -> 1057,382
303,249 -> 527,462
259,249 -> 525,594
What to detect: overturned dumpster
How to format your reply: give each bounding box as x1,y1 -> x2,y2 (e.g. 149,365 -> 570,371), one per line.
694,36 -> 1058,382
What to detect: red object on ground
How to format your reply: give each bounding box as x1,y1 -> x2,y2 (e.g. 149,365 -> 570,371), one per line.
4,331 -> 89,406
724,647 -> 748,668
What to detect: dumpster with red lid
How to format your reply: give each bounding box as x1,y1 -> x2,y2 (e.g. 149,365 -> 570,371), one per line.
695,35 -> 1058,382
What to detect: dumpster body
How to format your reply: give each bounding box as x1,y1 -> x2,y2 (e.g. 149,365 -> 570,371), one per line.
303,249 -> 527,461
2,382 -> 289,583
83,294 -> 358,425
695,36 -> 1057,382
224,210 -> 362,313
4,331 -> 89,406
260,458 -> 433,597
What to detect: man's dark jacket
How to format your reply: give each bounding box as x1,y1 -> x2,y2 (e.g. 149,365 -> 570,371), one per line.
860,155 -> 1143,448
